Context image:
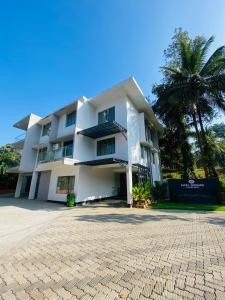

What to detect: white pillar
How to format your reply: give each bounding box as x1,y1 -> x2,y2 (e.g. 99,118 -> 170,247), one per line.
15,174 -> 23,198
28,172 -> 38,200
126,164 -> 133,207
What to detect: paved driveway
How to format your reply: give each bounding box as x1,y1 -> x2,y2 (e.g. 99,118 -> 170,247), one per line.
0,199 -> 225,299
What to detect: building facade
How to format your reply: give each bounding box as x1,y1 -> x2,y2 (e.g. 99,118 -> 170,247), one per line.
10,78 -> 162,205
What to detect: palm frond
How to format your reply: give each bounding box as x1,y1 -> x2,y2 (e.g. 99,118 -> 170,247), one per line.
200,46 -> 225,76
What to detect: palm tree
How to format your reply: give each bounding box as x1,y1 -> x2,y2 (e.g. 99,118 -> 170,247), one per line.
153,32 -> 225,178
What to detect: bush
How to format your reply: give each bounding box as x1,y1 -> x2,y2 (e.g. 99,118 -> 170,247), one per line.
67,193 -> 76,207
132,181 -> 152,203
219,177 -> 225,192
151,181 -> 165,201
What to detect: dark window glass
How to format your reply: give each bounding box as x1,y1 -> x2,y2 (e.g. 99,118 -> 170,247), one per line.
66,111 -> 76,127
38,148 -> 48,161
98,107 -> 115,124
63,140 -> 73,157
42,123 -> 51,136
141,145 -> 144,159
152,153 -> 155,164
97,138 -> 115,156
56,176 -> 75,194
145,122 -> 152,143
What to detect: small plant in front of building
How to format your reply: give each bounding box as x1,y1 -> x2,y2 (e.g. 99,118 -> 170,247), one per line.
67,193 -> 76,207
132,181 -> 152,208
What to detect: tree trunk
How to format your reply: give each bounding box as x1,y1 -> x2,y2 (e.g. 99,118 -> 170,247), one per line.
196,107 -> 218,178
191,110 -> 209,178
178,118 -> 195,179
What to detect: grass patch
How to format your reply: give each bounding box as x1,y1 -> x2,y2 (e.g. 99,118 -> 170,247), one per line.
151,202 -> 225,211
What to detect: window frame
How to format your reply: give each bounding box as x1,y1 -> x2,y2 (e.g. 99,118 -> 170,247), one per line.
65,111 -> 76,127
98,107 -> 115,125
97,137 -> 115,156
42,123 -> 51,136
56,176 -> 75,194
38,147 -> 48,162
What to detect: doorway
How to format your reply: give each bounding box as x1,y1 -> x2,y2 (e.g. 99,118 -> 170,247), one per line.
21,175 -> 32,197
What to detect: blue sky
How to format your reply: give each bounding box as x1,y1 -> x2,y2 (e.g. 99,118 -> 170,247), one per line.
1,0 -> 225,145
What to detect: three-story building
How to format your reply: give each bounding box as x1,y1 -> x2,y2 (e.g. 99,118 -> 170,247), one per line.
10,78 -> 162,205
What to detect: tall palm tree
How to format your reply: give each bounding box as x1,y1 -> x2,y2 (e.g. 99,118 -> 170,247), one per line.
153,33 -> 225,178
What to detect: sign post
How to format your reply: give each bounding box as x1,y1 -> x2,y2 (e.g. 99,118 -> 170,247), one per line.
168,179 -> 220,204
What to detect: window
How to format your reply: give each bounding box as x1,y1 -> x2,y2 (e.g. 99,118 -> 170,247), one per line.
145,122 -> 152,143
152,153 -> 155,164
42,123 -> 51,136
63,140 -> 73,157
38,148 -> 48,161
97,138 -> 115,156
66,111 -> 76,127
141,145 -> 145,159
98,107 -> 115,124
56,176 -> 75,194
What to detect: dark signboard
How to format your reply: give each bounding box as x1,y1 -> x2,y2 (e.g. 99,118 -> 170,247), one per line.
168,179 -> 220,204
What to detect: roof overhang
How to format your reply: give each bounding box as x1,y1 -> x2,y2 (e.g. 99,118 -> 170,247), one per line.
13,113 -> 42,130
13,114 -> 31,130
53,97 -> 86,117
74,158 -> 128,166
77,121 -> 127,139
37,115 -> 52,126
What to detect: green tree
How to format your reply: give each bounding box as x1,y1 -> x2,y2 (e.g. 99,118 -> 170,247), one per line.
153,29 -> 225,178
211,123 -> 225,139
0,145 -> 20,189
0,145 -> 20,174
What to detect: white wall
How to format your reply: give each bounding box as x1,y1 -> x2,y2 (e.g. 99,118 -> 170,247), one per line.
74,97 -> 128,162
76,166 -> 115,202
151,152 -> 161,182
47,165 -> 78,202
127,99 -> 141,164
94,133 -> 127,161
139,113 -> 146,142
95,97 -> 127,128
20,115 -> 42,171
39,134 -> 49,146
57,114 -> 76,138
74,100 -> 97,161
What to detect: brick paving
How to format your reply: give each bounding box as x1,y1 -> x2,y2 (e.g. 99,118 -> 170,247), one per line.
1,200 -> 225,299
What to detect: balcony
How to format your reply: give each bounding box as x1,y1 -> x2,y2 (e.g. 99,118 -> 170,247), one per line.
38,145 -> 73,163
11,133 -> 26,150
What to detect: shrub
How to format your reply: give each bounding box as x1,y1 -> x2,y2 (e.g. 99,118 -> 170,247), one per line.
219,177 -> 225,192
151,181 -> 165,201
132,181 -> 152,203
67,193 -> 76,207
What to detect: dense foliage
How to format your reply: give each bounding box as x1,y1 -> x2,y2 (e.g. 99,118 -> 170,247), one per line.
153,29 -> 225,179
0,145 -> 20,189
211,123 -> 225,139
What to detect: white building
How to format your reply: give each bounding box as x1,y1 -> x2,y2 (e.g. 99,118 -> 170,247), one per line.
10,78 -> 162,206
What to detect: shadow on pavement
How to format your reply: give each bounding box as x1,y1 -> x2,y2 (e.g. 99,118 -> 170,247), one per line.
73,212 -> 191,224
0,197 -> 67,212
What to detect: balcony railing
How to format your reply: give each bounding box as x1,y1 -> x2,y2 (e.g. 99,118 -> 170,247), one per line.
38,145 -> 73,163
14,133 -> 26,143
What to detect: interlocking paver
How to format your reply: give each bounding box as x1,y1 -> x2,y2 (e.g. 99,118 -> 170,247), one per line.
1,199 -> 225,299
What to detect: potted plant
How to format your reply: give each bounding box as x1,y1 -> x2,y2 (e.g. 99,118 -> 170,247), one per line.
67,193 -> 76,207
132,181 -> 152,208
